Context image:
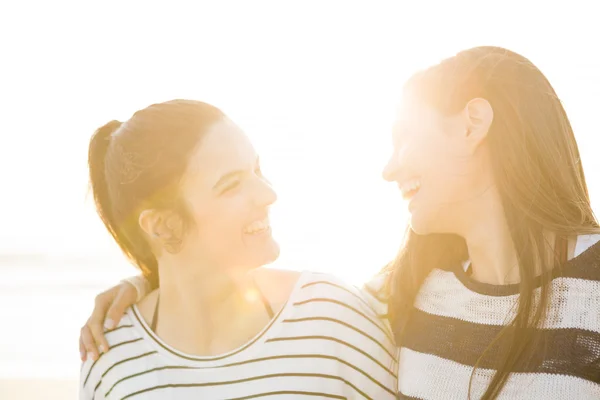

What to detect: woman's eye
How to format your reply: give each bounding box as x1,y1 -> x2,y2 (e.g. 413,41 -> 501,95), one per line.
221,181 -> 240,193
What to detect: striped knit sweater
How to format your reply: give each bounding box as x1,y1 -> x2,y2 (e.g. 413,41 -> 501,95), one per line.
80,272 -> 398,399
365,234 -> 600,399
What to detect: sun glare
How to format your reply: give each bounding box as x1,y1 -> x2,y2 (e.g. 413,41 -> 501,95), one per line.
0,1 -> 599,399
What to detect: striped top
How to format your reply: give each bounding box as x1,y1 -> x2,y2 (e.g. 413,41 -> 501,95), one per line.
80,272 -> 398,399
367,234 -> 600,400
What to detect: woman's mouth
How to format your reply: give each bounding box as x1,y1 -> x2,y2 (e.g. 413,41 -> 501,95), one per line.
399,178 -> 421,200
243,218 -> 271,235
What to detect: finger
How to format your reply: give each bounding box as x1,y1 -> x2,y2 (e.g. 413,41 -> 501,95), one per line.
90,292 -> 112,329
104,284 -> 136,331
79,336 -> 86,361
95,283 -> 139,354
104,283 -> 138,329
87,292 -> 114,354
81,325 -> 99,361
88,315 -> 109,355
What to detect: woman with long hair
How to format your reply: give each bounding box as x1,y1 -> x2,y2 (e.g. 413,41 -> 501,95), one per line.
380,46 -> 600,399
79,100 -> 397,399
80,47 -> 600,399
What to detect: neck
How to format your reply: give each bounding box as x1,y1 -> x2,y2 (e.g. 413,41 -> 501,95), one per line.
158,256 -> 252,321
459,187 -> 520,285
151,255 -> 268,355
458,186 -> 566,285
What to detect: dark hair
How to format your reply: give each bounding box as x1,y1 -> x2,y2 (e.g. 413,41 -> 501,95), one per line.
383,47 -> 599,398
88,100 -> 225,289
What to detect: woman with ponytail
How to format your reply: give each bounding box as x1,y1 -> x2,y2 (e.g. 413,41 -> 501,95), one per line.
81,46 -> 600,399
79,100 -> 397,399
88,120 -> 160,290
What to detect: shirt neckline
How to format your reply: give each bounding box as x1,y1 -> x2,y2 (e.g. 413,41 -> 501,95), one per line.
129,270 -> 308,367
450,237 -> 600,297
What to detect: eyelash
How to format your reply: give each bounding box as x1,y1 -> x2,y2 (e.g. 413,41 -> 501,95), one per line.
221,166 -> 263,194
222,181 -> 240,193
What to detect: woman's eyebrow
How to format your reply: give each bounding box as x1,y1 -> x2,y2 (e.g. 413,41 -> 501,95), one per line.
213,156 -> 260,189
213,170 -> 244,189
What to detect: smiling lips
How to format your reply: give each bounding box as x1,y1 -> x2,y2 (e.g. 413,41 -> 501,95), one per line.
243,217 -> 271,235
399,178 -> 421,200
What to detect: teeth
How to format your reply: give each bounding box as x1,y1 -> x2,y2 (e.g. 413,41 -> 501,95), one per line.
400,179 -> 421,197
244,218 -> 270,234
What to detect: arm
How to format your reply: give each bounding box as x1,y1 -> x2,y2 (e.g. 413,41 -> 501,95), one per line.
79,361 -> 97,400
78,276 -> 150,361
359,273 -> 394,333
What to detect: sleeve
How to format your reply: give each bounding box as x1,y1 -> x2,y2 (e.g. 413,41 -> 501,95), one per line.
360,273 -> 390,315
121,275 -> 151,303
359,273 -> 394,334
79,360 -> 103,400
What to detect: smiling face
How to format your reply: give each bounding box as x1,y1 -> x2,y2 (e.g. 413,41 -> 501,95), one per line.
382,96 -> 495,236
176,118 -> 280,272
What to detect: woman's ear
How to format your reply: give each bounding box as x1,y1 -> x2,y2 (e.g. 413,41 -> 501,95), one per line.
138,209 -> 161,238
138,209 -> 184,254
463,98 -> 493,152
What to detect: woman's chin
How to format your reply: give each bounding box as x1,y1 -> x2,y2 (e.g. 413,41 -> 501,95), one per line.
409,212 -> 435,236
245,239 -> 280,269
261,240 -> 281,265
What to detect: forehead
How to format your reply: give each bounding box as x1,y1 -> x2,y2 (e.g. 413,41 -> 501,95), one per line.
186,119 -> 256,180
393,100 -> 440,139
396,98 -> 440,126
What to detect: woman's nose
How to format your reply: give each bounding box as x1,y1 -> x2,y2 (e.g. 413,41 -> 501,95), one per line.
382,152 -> 399,182
253,177 -> 277,207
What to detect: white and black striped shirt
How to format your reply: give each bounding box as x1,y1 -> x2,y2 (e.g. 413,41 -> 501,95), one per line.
80,272 -> 398,399
366,234 -> 600,399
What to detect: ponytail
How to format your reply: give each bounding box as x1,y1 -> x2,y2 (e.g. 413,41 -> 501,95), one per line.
88,120 -> 159,289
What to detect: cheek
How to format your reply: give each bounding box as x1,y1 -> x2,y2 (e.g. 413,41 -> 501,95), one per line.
407,135 -> 453,181
188,200 -> 245,251
422,141 -> 482,205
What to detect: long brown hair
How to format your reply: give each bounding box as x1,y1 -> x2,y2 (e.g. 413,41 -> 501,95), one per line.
88,100 -> 224,289
383,47 -> 599,399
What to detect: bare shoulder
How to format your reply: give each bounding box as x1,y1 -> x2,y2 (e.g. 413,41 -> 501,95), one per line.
249,267 -> 302,309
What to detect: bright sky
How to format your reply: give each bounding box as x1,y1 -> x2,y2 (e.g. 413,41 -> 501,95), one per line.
1,1 -> 599,283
